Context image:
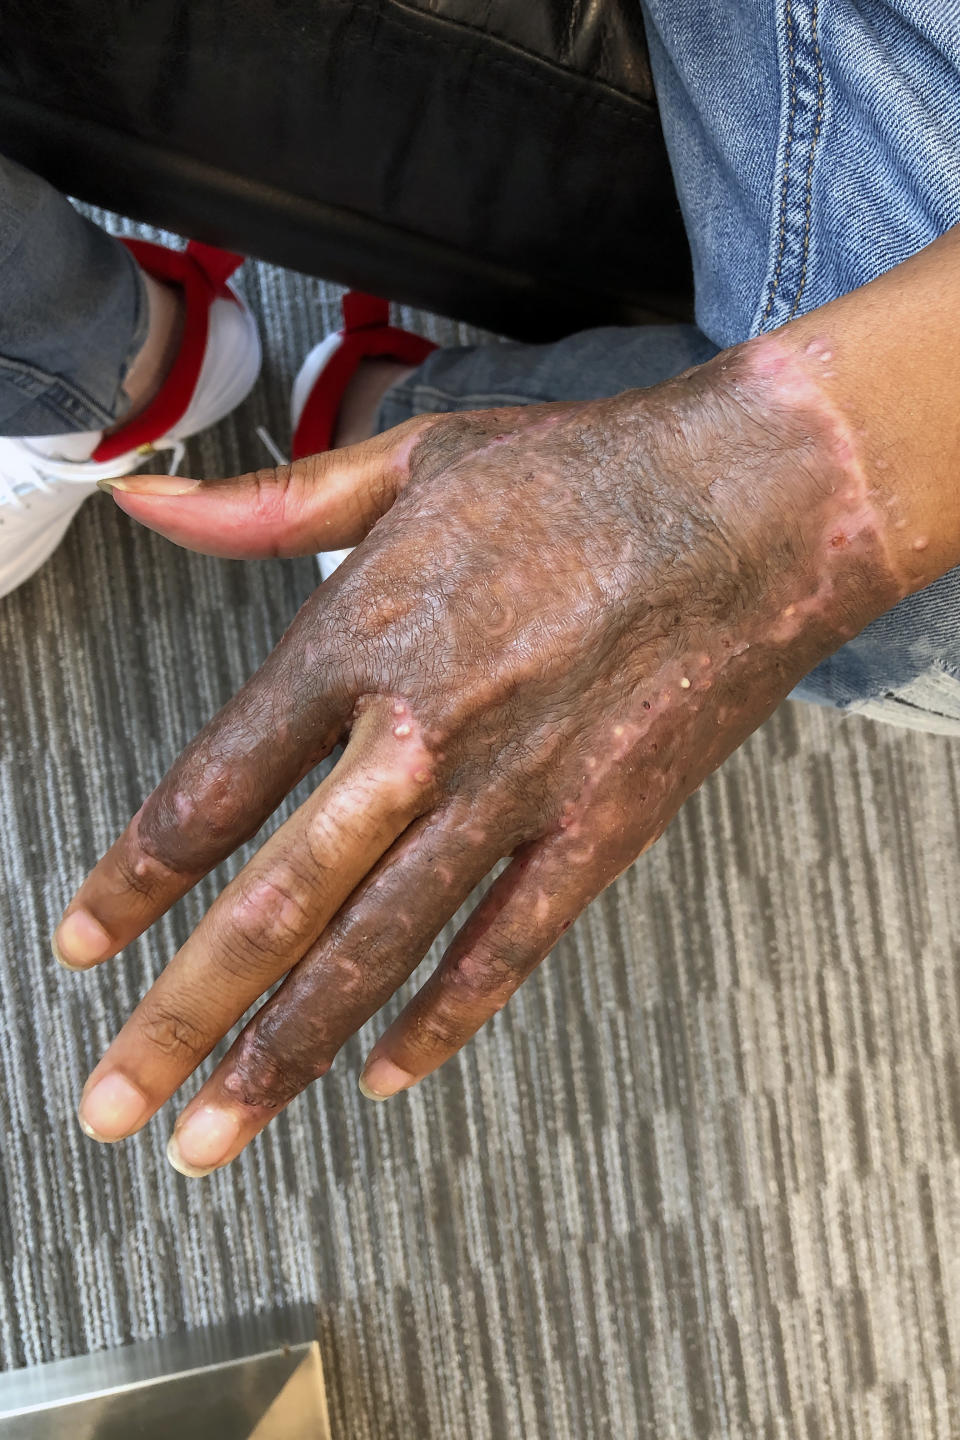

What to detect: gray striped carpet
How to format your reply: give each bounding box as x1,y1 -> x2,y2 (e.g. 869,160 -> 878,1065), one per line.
1,210 -> 960,1440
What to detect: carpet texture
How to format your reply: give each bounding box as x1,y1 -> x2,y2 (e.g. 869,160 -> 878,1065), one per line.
1,210 -> 960,1440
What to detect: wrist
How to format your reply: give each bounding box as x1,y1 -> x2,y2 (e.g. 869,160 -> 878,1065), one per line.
753,327 -> 945,590
622,341 -> 906,665
714,334 -> 911,634
764,229 -> 960,591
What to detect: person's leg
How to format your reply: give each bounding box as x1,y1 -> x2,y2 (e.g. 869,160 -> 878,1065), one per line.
0,155 -> 185,436
372,323 -> 719,432
0,156 -> 261,600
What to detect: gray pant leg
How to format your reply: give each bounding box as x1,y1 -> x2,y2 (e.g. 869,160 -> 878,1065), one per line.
374,323 -> 719,431
0,156 -> 147,434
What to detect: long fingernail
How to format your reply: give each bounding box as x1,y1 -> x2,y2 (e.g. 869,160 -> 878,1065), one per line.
98,475 -> 200,496
53,909 -> 112,970
167,1106 -> 242,1178
358,1057 -> 415,1101
79,1073 -> 149,1142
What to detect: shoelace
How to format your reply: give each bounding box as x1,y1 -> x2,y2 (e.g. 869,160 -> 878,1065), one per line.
255,425 -> 288,467
0,436 -> 186,510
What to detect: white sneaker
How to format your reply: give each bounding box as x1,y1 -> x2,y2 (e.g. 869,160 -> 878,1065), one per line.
0,239 -> 261,599
290,330 -> 356,581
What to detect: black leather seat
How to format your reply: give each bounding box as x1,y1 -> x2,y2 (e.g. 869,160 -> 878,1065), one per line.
0,1 -> 691,340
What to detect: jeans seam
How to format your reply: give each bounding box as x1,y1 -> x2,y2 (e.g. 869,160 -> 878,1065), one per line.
759,0 -> 800,329
387,383 -> 555,409
0,355 -> 117,430
786,0 -> 825,322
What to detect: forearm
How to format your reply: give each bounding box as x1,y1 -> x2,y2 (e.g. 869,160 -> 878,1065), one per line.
762,225 -> 960,591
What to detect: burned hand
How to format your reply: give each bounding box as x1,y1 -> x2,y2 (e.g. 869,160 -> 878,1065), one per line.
57,340 -> 900,1174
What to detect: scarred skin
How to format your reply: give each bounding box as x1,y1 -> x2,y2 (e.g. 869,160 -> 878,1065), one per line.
57,233 -> 960,1176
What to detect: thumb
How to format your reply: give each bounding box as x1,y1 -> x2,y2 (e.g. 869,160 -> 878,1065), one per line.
99,419 -> 430,559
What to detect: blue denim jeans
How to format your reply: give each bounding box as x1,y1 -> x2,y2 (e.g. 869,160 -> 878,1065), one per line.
2,2 -> 960,731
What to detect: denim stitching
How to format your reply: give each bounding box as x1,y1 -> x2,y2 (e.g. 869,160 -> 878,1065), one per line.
787,0 -> 826,321
759,0 -> 800,328
0,356 -> 116,430
387,384 -> 553,410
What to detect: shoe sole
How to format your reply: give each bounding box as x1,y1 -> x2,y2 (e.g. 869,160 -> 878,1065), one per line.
0,483 -> 95,600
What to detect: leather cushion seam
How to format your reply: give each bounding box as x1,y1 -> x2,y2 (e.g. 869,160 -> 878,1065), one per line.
381,0 -> 657,114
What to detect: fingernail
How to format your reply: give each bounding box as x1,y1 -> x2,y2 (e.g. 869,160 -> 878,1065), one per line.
358,1057 -> 415,1101
167,1106 -> 242,1178
52,909 -> 112,970
97,475 -> 200,496
79,1073 -> 149,1142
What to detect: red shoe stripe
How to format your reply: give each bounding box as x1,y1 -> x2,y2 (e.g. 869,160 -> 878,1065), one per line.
292,297 -> 437,460
92,241 -> 245,464
342,292 -> 391,332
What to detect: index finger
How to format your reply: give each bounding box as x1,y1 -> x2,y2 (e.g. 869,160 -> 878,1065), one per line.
52,600 -> 356,970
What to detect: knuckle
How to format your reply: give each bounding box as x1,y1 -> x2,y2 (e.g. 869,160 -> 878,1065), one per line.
416,951 -> 516,1052
444,946 -> 516,1008
222,869 -> 316,965
223,1023 -> 331,1111
428,956 -> 518,1048
248,465 -> 292,526
139,761 -> 266,873
420,1001 -> 476,1053
140,1005 -> 209,1063
112,838 -> 178,903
